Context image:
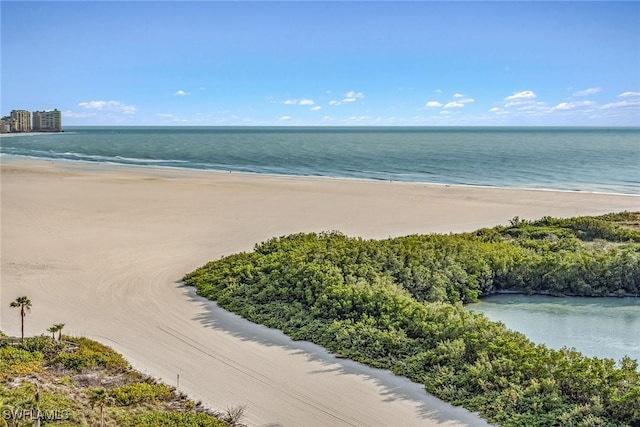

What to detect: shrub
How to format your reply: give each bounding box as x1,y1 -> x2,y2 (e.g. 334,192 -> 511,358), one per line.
14,335 -> 65,361
0,346 -> 43,379
52,337 -> 128,372
110,382 -> 174,406
119,411 -> 227,427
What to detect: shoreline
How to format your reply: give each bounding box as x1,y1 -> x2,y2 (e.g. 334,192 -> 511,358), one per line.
2,157 -> 638,426
0,131 -> 64,138
2,153 -> 638,198
479,290 -> 640,299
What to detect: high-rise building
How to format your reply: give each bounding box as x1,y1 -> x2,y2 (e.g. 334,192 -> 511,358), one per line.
0,117 -> 10,133
10,110 -> 32,132
33,109 -> 62,132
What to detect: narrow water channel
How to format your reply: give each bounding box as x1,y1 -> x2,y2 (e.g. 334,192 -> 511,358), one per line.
467,295 -> 640,363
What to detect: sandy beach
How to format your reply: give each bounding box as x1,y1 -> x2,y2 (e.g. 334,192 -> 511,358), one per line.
1,159 -> 638,426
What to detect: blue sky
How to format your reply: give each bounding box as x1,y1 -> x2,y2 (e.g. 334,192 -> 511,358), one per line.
2,1 -> 639,126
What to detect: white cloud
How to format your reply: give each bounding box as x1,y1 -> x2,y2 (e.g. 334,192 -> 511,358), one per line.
78,101 -> 109,109
279,115 -> 292,121
495,91 -> 552,116
489,107 -> 509,115
330,91 -> 365,105
505,90 -> 537,101
347,115 -> 371,122
63,110 -> 96,118
425,94 -> 473,110
78,100 -> 136,114
435,89 -> 443,93
444,101 -> 464,109
154,113 -> 194,123
309,106 -> 322,111
618,92 -> 640,98
518,104 -> 543,111
503,91 -> 542,109
284,98 -> 315,106
572,87 -> 602,97
601,99 -> 640,109
344,91 -> 365,99
551,103 -> 573,111
551,101 -> 596,111
174,90 -> 190,96
505,100 -> 547,109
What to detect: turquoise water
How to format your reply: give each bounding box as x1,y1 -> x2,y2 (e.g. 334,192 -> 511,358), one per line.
1,126 -> 639,194
468,295 -> 640,362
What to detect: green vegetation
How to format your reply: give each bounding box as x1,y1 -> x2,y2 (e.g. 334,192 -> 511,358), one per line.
51,337 -> 130,373
0,335 -> 231,427
184,212 -> 640,426
109,383 -> 173,406
120,412 -> 229,427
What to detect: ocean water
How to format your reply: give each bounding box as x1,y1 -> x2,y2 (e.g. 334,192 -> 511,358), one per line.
1,126 -> 638,195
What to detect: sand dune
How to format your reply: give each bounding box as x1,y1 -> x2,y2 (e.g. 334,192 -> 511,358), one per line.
2,159 -> 637,426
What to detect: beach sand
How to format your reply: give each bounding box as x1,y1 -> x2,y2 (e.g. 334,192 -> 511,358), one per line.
1,159 -> 637,426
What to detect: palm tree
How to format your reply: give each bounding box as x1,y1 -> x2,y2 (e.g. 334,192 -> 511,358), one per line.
34,383 -> 41,427
46,323 -> 65,341
53,323 -> 65,341
56,323 -> 65,341
89,388 -> 110,427
47,325 -> 57,340
10,296 -> 32,340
